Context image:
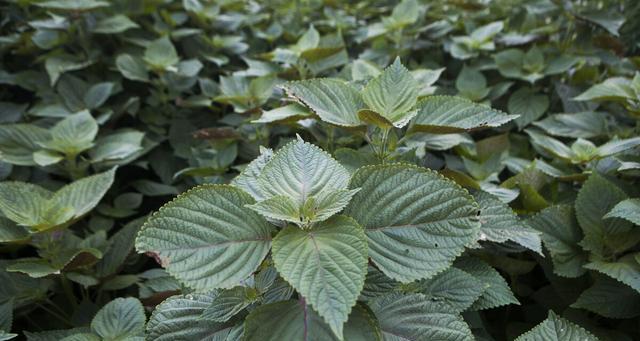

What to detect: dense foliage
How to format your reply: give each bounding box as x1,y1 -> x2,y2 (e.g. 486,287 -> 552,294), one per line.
1,0 -> 639,340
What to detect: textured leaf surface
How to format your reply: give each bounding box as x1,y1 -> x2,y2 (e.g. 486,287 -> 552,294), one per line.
455,258 -> 519,310
344,164 -> 480,282
283,79 -> 364,126
200,286 -> 256,322
246,195 -> 300,224
135,185 -> 273,291
362,57 -> 418,127
244,300 -> 381,341
91,297 -> 145,340
146,293 -> 237,341
258,138 -> 350,206
475,191 -> 542,254
0,124 -> 50,166
272,215 -> 367,338
369,292 -> 474,341
51,167 -> 117,220
604,198 -> 640,225
231,147 -> 273,201
0,182 -> 52,227
528,205 -> 588,278
514,311 -> 598,341
405,267 -> 484,313
412,96 -> 518,133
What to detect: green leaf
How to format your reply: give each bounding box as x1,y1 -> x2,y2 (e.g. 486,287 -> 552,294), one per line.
146,292 -> 237,340
116,54 -> 149,82
404,267 -> 484,313
89,130 -> 145,163
257,138 -> 350,206
50,167 -> 117,221
231,147 -> 273,201
584,254 -> 640,293
456,66 -> 489,101
45,55 -> 94,86
533,112 -> 608,139
0,182 -> 52,228
92,15 -> 138,34
573,77 -> 635,102
303,189 -> 360,224
508,87 -> 549,129
369,292 -> 474,341
24,328 -> 92,341
575,173 -> 636,257
33,150 -> 64,166
272,215 -> 367,338
135,185 -> 273,291
91,297 -> 145,340
475,191 -> 542,254
597,137 -> 640,157
577,10 -> 625,36
0,217 -> 29,243
412,96 -> 518,133
456,257 -> 519,310
604,199 -> 640,225
253,103 -> 312,123
143,37 -> 179,70
283,79 -> 364,127
361,57 -> 418,128
514,311 -> 598,341
42,111 -> 98,156
572,276 -> 640,319
35,0 -> 109,10
0,299 -> 13,333
0,124 -> 51,166
95,218 -> 144,278
246,195 -> 301,224
528,205 -> 588,278
83,82 -> 114,109
525,129 -> 574,160
344,163 -> 480,282
244,300 -> 381,341
200,286 -> 256,322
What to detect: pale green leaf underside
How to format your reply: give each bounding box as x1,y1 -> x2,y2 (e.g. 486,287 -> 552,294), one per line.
272,215 -> 368,338
412,96 -> 518,133
514,311 -> 598,341
283,79 -> 364,127
135,185 -> 273,291
146,292 -> 237,341
344,163 -> 480,283
258,138 -> 350,206
369,292 -> 474,341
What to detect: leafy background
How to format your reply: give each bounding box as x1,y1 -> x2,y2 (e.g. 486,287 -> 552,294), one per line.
1,0 -> 639,340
